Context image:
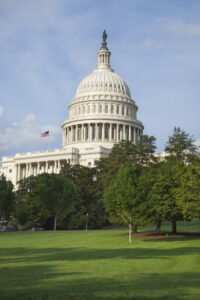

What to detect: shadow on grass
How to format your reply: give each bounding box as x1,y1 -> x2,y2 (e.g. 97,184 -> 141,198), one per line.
0,264 -> 200,300
0,245 -> 200,265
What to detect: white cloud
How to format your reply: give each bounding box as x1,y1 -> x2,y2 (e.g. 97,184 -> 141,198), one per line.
0,113 -> 61,157
0,106 -> 4,117
159,18 -> 200,37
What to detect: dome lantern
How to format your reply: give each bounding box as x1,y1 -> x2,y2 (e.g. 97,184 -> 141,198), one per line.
97,30 -> 111,70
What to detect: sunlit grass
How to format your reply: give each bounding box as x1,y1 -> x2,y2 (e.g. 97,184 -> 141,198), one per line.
0,220 -> 200,299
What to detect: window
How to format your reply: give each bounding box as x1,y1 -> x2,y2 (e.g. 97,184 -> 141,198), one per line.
111,104 -> 114,113
99,104 -> 102,113
87,105 -> 90,113
126,107 -> 129,116
83,106 -> 85,114
122,105 -> 124,115
9,169 -> 12,173
88,162 -> 91,166
117,105 -> 119,114
105,105 -> 108,113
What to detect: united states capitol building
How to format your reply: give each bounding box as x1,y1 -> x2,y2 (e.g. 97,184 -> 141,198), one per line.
0,31 -> 144,187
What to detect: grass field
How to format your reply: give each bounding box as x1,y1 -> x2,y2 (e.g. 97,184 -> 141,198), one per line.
0,220 -> 200,300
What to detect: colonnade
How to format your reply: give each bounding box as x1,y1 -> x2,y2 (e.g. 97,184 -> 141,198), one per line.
63,123 -> 142,145
15,159 -> 70,182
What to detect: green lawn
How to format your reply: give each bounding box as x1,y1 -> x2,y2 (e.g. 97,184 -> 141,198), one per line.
0,221 -> 200,300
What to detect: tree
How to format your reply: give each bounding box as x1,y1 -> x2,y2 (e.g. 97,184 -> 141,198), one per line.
175,158 -> 200,220
165,127 -> 197,162
29,174 -> 76,231
155,160 -> 184,234
104,163 -> 141,243
96,136 -> 156,232
0,175 -> 15,225
164,127 -> 198,232
60,163 -> 106,229
15,176 -> 42,230
135,163 -> 166,233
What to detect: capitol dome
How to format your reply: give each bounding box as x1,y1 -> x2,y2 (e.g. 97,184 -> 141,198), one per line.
62,31 -> 144,165
75,63 -> 131,98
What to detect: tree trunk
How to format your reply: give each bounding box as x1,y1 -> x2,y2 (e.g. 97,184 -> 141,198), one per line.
54,215 -> 57,231
129,222 -> 132,244
132,224 -> 137,233
156,220 -> 161,234
171,219 -> 177,234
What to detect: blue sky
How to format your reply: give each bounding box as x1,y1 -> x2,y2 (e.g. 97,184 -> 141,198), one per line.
0,0 -> 200,162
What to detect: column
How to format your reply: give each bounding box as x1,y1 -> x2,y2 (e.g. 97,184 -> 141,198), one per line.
134,127 -> 136,144
17,164 -> 20,181
58,160 -> 61,173
116,124 -> 119,141
37,162 -> 40,175
15,164 -> 18,183
80,125 -> 83,141
102,123 -> 105,140
88,124 -> 91,141
90,124 -> 93,141
53,161 -> 56,173
129,126 -> 131,141
123,124 -> 126,140
29,163 -> 32,176
109,123 -> 112,141
95,123 -> 97,141
76,125 -> 78,142
26,163 -> 29,177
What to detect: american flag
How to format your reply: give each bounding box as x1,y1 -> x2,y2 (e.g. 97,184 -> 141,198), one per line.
40,131 -> 49,137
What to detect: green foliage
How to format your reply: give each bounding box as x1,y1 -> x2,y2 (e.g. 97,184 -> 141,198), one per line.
60,163 -> 106,229
165,126 -> 197,161
175,159 -> 200,220
104,162 -> 142,241
96,136 -> 156,190
30,173 -> 76,230
15,174 -> 76,230
0,175 -> 15,222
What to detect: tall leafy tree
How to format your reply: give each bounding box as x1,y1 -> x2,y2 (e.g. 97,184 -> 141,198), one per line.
165,127 -> 197,162
163,127 -> 198,232
96,135 -> 156,232
29,174 -> 76,231
15,176 -> 42,229
136,163 -> 166,233
104,163 -> 141,243
175,158 -> 200,220
60,163 -> 106,229
0,175 -> 15,224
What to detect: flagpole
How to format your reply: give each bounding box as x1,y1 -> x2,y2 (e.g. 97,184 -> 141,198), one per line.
40,131 -> 50,151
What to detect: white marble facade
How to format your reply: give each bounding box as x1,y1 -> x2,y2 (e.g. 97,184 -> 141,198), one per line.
0,32 -> 144,187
